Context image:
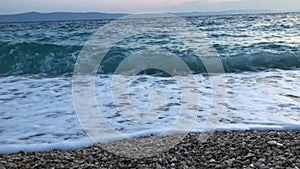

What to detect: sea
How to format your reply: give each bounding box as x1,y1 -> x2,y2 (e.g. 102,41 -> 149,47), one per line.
0,12 -> 300,153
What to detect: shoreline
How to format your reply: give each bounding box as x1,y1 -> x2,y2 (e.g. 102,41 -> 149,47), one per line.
0,130 -> 299,168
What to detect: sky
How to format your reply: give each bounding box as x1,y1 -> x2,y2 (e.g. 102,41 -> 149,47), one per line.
0,0 -> 299,14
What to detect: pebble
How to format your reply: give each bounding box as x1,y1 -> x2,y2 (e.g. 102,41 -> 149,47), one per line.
0,130 -> 298,168
226,158 -> 235,167
268,140 -> 283,147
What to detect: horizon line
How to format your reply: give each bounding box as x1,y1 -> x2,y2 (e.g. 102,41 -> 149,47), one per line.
1,9 -> 299,16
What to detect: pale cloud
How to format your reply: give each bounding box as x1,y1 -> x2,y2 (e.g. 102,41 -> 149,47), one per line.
211,0 -> 241,2
147,0 -> 196,5
101,0 -> 196,7
74,0 -> 241,8
105,0 -> 241,7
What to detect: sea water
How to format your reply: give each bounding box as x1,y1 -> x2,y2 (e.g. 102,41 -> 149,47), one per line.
0,13 -> 299,153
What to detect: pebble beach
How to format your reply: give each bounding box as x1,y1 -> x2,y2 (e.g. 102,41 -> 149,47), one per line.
0,130 -> 299,168
1,12 -> 300,169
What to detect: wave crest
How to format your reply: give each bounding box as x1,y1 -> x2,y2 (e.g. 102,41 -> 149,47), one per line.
0,41 -> 299,76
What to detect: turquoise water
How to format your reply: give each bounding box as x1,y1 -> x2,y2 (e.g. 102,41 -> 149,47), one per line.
0,13 -> 299,153
0,13 -> 300,75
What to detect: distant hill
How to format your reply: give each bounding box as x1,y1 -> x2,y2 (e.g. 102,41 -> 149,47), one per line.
0,10 -> 279,23
0,12 -> 127,22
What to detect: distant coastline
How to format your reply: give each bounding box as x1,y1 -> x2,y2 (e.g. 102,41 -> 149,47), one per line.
0,10 -> 297,23
0,12 -> 127,23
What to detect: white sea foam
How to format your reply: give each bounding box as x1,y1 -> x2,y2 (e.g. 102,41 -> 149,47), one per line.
0,69 -> 299,153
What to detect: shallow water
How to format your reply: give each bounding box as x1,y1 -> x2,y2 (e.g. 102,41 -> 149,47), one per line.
0,69 -> 300,153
